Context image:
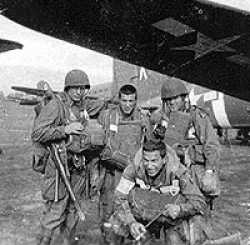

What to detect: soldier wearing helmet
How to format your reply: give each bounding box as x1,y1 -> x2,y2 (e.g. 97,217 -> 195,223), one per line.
150,77 -> 221,244
160,78 -> 189,113
31,69 -> 106,245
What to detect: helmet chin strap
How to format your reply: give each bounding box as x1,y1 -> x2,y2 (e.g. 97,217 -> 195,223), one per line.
81,88 -> 90,98
162,101 -> 170,117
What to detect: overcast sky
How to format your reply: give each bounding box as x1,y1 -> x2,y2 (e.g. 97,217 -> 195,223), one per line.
0,15 -> 113,95
201,0 -> 250,12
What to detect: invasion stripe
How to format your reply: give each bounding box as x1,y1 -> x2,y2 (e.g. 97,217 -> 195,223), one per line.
211,92 -> 231,128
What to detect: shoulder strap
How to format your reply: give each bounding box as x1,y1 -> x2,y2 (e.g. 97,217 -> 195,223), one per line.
165,144 -> 181,177
54,94 -> 67,125
107,107 -> 119,133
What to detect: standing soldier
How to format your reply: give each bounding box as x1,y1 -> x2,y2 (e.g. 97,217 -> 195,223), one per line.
98,84 -> 149,244
151,77 -> 221,214
31,69 -> 105,245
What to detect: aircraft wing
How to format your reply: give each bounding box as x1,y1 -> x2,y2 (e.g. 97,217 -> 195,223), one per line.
0,39 -> 23,53
2,0 -> 250,101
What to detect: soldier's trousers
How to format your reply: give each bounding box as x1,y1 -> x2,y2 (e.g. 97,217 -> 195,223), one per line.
99,168 -> 122,244
190,164 -> 216,210
40,193 -> 79,239
39,168 -> 87,242
99,169 -> 122,224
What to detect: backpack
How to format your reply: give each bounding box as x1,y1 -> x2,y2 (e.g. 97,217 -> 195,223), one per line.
31,93 -> 66,173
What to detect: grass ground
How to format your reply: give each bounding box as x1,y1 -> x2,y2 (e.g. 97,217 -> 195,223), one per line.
0,101 -> 250,245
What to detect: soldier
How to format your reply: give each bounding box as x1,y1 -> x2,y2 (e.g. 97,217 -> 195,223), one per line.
98,84 -> 149,244
151,77 -> 221,211
110,138 -> 207,245
31,69 -> 106,245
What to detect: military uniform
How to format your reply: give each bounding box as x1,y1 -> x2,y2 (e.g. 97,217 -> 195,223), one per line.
97,105 -> 149,242
150,77 -> 221,221
151,106 -> 220,198
111,145 -> 207,245
31,71 -> 106,244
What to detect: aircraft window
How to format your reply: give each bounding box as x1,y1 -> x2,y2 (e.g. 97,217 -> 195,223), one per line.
0,39 -> 23,53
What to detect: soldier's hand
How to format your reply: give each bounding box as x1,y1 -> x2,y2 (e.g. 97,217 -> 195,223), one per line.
65,122 -> 84,135
153,123 -> 166,140
130,221 -> 146,240
164,204 -> 181,220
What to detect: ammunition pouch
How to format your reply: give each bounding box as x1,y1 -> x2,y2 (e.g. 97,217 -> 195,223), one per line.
32,142 -> 50,174
66,124 -> 105,154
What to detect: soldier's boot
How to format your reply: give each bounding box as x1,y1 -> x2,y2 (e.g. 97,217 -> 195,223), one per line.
36,226 -> 52,245
62,236 -> 71,245
100,222 -> 113,245
38,236 -> 51,245
61,225 -> 77,245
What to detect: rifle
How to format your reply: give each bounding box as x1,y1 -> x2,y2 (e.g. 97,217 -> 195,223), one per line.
50,144 -> 86,221
11,85 -> 113,105
202,233 -> 241,245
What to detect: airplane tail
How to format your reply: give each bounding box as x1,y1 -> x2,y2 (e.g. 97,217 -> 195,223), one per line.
112,59 -> 166,105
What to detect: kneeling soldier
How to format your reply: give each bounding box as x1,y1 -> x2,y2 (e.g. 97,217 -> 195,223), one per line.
110,138 -> 208,245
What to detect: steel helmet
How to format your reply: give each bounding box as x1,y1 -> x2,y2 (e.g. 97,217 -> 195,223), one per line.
64,69 -> 90,90
161,77 -> 188,100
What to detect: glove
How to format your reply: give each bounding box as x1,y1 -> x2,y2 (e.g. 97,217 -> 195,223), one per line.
152,124 -> 166,140
129,221 -> 146,240
163,204 -> 181,220
201,170 -> 221,197
65,122 -> 84,135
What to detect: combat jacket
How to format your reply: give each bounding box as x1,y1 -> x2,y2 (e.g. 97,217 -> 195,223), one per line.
113,146 -> 206,227
31,92 -> 105,200
150,106 -> 220,170
32,93 -> 105,144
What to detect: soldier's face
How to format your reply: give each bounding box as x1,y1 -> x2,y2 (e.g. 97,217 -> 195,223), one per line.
165,95 -> 185,112
143,150 -> 164,177
119,93 -> 137,116
67,86 -> 87,102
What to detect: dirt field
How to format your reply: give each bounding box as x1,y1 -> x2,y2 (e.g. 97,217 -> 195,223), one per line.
1,101 -> 250,245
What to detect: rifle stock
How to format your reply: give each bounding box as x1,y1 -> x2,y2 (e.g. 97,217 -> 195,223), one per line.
51,144 -> 86,221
